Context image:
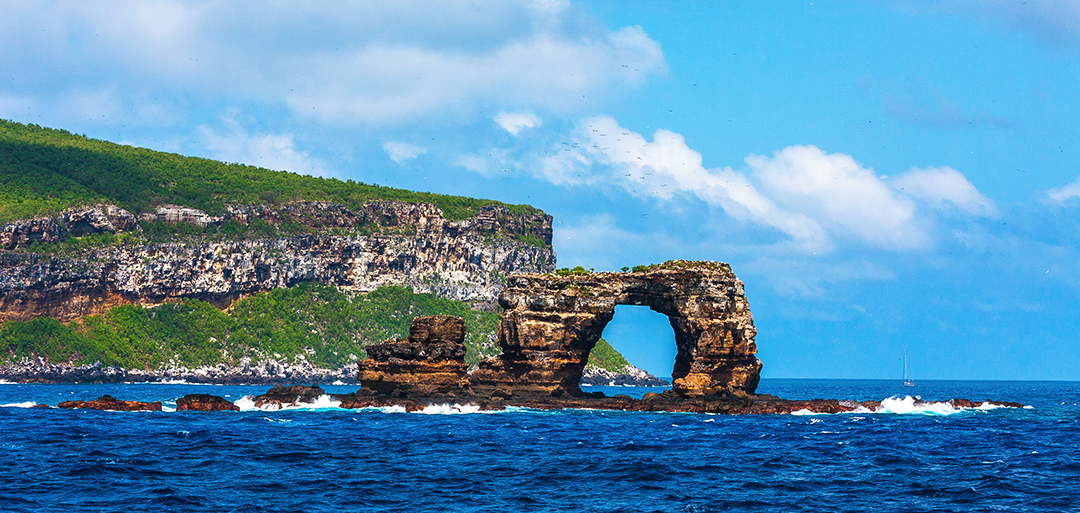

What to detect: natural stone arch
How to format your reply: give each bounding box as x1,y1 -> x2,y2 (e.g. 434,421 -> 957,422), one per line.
472,261 -> 762,397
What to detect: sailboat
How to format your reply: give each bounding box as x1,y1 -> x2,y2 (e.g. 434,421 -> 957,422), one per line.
903,348 -> 915,387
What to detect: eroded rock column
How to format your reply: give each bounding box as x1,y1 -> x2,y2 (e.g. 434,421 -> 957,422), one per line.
357,315 -> 470,396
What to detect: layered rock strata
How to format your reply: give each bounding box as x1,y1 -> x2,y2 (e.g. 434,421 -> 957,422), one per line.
357,315 -> 470,396
471,261 -> 762,398
0,201 -> 555,322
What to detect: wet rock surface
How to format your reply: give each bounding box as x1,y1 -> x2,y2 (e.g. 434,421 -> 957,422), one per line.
246,383 -> 1024,415
57,394 -> 162,412
253,384 -> 329,409
176,394 -> 240,411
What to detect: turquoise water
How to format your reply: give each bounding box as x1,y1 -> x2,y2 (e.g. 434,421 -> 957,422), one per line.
1,379 -> 1078,512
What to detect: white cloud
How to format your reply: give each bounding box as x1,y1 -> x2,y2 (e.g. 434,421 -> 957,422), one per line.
746,145 -> 925,251
494,111 -> 541,135
480,115 -> 995,254
1048,177 -> 1080,204
890,166 -> 998,217
568,117 -> 930,252
0,2 -> 665,126
382,141 -> 428,164
198,117 -> 326,177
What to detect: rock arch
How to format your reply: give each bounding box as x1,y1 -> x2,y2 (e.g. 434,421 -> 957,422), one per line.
472,261 -> 762,397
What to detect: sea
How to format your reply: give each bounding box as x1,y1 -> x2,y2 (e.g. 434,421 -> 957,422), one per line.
1,379 -> 1078,512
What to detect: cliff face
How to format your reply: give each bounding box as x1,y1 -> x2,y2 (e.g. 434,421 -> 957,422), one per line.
0,201 -> 555,323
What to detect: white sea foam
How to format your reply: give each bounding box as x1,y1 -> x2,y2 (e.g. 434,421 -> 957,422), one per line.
332,380 -> 346,386
877,396 -> 961,415
234,394 -> 343,412
415,403 -> 483,415
0,401 -> 39,408
789,396 -> 1017,416
234,395 -> 256,411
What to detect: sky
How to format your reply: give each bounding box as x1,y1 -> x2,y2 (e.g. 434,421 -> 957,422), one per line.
2,0 -> 1079,380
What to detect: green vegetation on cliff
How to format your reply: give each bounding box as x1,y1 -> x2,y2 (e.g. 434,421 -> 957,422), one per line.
0,284 -> 502,369
0,119 -> 540,224
587,338 -> 631,373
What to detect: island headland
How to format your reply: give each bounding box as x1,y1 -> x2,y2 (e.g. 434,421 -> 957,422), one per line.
0,120 -> 1021,413
0,119 -> 660,386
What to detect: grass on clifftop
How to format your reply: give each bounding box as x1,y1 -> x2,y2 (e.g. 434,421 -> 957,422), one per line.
0,119 -> 541,224
0,284 -> 503,370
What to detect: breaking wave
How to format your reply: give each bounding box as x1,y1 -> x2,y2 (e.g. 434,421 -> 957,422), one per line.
234,394 -> 343,412
795,396 -> 1018,416
0,401 -> 39,408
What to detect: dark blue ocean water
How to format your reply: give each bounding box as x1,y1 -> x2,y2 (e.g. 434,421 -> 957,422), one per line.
2,379 -> 1079,512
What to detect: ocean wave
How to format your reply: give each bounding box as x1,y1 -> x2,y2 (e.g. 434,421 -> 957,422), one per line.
794,396 -> 1016,416
876,396 -> 963,415
234,394 -> 343,412
415,404 -> 483,415
0,401 -> 39,408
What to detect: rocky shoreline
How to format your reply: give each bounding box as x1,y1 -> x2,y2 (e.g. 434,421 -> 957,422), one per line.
579,365 -> 669,387
43,384 -> 1025,415
0,357 -> 360,385
0,357 -> 669,387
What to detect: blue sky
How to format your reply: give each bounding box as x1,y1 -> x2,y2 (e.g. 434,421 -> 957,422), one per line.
2,1 -> 1079,380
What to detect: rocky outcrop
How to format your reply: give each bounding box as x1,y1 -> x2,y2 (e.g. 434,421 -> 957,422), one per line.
253,384 -> 329,408
472,261 -> 761,398
176,394 -> 240,411
240,383 -> 1025,415
63,205 -> 136,236
57,394 -> 162,411
357,315 -> 470,396
0,201 -> 555,322
1,205 -> 135,250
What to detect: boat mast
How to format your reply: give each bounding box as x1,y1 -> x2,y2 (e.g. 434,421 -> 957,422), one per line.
904,347 -> 908,381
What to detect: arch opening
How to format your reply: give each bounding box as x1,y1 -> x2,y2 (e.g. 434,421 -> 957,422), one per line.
585,305 -> 676,385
